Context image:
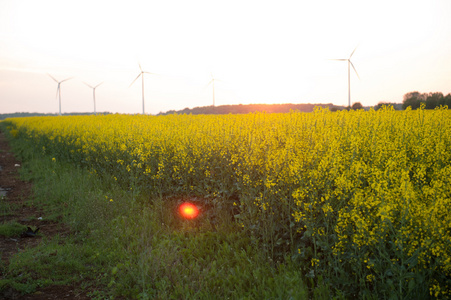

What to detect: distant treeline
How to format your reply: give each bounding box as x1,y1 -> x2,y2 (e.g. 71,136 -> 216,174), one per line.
2,92 -> 448,119
158,103 -> 347,115
162,91 -> 449,115
0,112 -> 111,120
373,91 -> 451,111
401,92 -> 451,110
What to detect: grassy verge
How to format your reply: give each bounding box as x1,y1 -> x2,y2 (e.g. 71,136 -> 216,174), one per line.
0,125 -> 309,299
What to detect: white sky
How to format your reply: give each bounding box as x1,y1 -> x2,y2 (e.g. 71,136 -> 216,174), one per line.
1,0 -> 451,114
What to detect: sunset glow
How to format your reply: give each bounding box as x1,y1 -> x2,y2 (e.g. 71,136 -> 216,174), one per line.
1,0 -> 451,114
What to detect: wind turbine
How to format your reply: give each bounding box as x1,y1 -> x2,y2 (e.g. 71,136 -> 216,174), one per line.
330,46 -> 360,108
206,73 -> 220,106
129,63 -> 157,114
48,74 -> 72,116
83,82 -> 103,114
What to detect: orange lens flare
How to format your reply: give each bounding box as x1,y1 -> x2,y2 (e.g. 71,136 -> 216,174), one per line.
179,202 -> 199,219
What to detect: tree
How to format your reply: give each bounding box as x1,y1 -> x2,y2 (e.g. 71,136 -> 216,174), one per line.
425,92 -> 444,109
351,102 -> 363,110
444,94 -> 451,107
402,91 -> 427,109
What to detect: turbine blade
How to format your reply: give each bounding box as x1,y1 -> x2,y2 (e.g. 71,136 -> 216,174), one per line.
47,73 -> 58,82
138,63 -> 143,72
94,82 -> 103,88
129,74 -> 141,87
328,58 -> 347,61
83,82 -> 94,88
349,45 -> 359,59
204,80 -> 213,89
143,71 -> 158,76
350,61 -> 360,79
60,77 -> 73,83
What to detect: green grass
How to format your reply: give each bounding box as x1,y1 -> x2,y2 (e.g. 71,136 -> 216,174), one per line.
2,235 -> 103,293
0,221 -> 26,237
0,124 -> 311,299
0,198 -> 18,218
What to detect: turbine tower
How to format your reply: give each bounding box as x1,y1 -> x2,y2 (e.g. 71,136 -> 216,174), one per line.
48,74 -> 72,116
83,82 -> 103,114
129,63 -> 157,114
330,46 -> 360,107
206,73 -> 220,106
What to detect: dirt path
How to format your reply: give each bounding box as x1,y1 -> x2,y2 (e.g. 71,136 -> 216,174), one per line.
0,129 -> 91,299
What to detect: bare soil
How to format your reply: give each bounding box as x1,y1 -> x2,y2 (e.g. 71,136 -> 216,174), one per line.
0,129 -> 91,299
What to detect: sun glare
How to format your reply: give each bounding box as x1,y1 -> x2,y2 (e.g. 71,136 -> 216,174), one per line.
179,202 -> 199,220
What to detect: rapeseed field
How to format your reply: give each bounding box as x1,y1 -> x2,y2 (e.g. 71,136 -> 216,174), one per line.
5,105 -> 451,298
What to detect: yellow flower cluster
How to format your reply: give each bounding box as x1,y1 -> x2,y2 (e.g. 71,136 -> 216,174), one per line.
4,106 -> 451,297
